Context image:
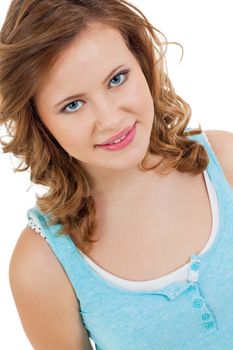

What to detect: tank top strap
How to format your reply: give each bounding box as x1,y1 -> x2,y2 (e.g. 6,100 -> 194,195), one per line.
186,127 -> 233,197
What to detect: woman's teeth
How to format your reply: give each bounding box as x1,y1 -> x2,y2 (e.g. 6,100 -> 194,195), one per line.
108,132 -> 129,144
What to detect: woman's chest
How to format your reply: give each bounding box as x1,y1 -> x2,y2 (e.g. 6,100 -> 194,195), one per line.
86,171 -> 213,281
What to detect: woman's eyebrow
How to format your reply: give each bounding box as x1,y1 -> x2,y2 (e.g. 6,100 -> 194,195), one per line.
54,64 -> 126,108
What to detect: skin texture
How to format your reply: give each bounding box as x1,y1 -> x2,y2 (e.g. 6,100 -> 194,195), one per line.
34,22 -> 162,198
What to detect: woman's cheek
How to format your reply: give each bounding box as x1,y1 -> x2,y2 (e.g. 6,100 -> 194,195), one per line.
127,80 -> 154,121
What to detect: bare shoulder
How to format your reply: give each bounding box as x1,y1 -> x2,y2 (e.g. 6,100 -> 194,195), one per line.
9,226 -> 93,350
204,129 -> 233,188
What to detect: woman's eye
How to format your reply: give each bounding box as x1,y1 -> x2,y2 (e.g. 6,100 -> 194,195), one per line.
62,100 -> 84,113
61,70 -> 129,114
109,70 -> 129,88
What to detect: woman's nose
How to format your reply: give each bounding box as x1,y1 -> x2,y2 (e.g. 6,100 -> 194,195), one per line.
93,97 -> 123,131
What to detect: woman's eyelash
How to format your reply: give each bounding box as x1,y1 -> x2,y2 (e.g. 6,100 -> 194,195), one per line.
61,69 -> 130,113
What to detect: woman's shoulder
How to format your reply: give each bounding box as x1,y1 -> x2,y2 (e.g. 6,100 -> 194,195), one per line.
204,129 -> 233,188
9,226 -> 80,312
8,226 -> 93,349
9,226 -> 76,301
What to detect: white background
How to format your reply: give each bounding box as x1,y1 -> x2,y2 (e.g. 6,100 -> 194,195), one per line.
1,0 -> 233,349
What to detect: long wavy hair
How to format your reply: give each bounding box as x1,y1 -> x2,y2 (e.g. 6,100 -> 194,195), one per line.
0,0 -> 209,254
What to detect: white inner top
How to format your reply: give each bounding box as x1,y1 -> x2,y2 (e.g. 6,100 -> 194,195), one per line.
28,169 -> 219,291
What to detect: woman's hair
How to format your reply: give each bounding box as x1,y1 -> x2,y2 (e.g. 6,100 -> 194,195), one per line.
0,0 -> 209,254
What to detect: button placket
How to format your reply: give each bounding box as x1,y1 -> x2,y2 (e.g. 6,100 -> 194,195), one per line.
186,283 -> 217,333
187,258 -> 201,283
186,257 -> 217,333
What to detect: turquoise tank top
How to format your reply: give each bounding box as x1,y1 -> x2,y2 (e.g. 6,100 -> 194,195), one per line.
26,130 -> 233,350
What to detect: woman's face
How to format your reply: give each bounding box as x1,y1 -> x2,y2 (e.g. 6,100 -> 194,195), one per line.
34,22 -> 155,179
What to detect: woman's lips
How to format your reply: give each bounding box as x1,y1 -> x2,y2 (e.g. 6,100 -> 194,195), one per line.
96,122 -> 137,151
97,122 -> 136,146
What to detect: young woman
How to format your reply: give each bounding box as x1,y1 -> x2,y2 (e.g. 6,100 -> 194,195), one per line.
1,0 -> 233,349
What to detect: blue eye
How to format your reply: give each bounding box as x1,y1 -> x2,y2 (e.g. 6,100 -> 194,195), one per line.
109,71 -> 128,88
61,69 -> 129,114
63,100 -> 83,113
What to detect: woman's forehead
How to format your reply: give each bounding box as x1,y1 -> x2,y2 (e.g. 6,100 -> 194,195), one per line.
35,25 -> 135,100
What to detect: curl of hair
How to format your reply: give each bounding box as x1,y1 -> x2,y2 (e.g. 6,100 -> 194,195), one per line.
0,0 -> 209,254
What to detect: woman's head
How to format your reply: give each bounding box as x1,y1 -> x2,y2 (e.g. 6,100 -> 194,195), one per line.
1,0 -> 169,170
0,0 -> 208,253
33,21 -> 156,187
